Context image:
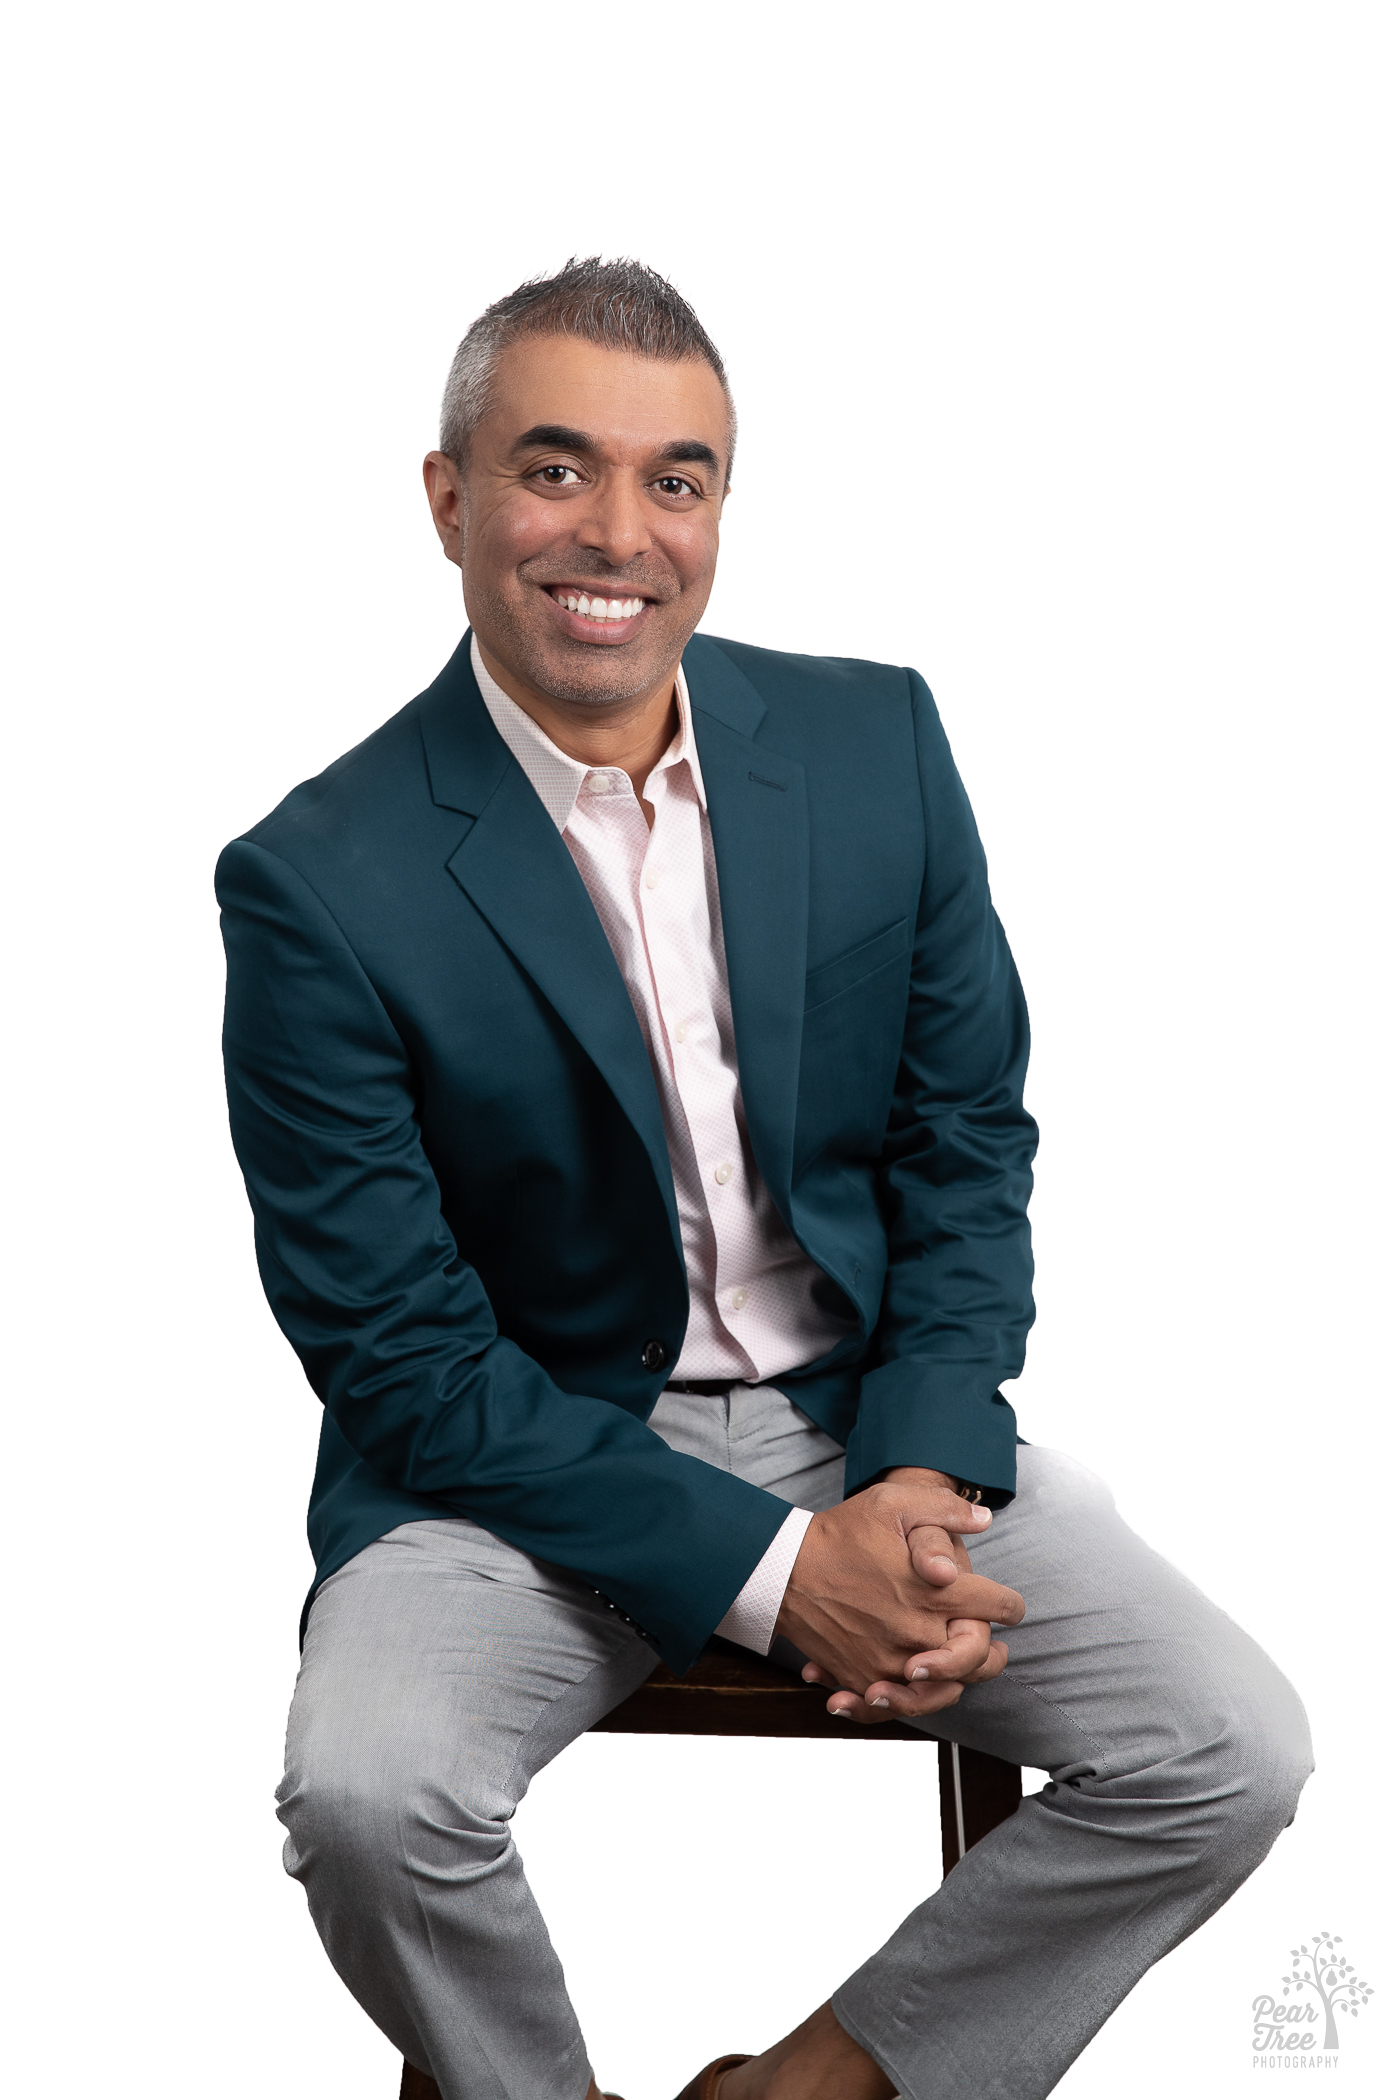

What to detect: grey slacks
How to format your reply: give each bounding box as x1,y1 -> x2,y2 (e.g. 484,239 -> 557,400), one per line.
277,1389 -> 1311,2100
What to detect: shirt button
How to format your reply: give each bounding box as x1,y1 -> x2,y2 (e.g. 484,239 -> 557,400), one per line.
584,772 -> 609,795
644,869 -> 659,890
714,1162 -> 733,1185
674,1023 -> 689,1044
731,1288 -> 749,1311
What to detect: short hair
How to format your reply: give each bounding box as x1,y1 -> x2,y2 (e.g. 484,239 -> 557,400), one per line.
439,256 -> 736,482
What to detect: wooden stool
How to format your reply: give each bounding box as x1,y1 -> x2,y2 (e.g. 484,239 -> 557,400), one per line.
400,1641 -> 1021,2099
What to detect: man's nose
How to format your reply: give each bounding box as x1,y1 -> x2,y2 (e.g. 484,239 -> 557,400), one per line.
573,472 -> 652,569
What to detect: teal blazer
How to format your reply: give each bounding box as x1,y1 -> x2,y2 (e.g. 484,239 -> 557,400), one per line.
217,632 -> 1035,1671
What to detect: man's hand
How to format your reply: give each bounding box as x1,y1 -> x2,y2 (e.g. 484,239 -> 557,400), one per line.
775,1473 -> 1024,1725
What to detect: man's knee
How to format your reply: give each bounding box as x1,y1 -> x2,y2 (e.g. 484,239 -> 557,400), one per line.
1147,1654 -> 1313,1871
278,1710 -> 514,1896
1227,1662 -> 1313,1847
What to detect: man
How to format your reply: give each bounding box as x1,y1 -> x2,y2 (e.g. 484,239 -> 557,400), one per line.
218,259 -> 1311,2100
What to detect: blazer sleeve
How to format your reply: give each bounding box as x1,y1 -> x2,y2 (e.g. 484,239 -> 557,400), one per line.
217,836 -> 788,1671
841,669 -> 1037,1506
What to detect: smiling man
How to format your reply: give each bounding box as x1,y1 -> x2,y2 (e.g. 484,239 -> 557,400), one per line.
218,259 -> 1311,2100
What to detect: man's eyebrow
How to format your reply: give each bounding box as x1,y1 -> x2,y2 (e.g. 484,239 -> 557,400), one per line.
511,425 -> 721,476
658,440 -> 721,473
512,424 -> 595,453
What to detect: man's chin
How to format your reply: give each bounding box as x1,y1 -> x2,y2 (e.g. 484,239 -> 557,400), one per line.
534,664 -> 668,710
493,629 -> 684,712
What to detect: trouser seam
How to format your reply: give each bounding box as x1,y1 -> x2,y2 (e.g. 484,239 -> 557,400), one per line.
919,1668 -> 1111,1773
1008,1673 -> 1112,1767
832,1989 -> 988,2100
500,1621 -> 652,1810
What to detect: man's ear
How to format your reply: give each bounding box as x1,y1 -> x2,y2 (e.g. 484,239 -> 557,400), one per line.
422,451 -> 465,568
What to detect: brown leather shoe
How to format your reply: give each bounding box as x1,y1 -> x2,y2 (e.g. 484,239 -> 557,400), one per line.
674,2055 -> 753,2100
406,2071 -> 626,2100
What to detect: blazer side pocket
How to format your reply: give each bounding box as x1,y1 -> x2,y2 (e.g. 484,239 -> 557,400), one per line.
803,918 -> 910,1014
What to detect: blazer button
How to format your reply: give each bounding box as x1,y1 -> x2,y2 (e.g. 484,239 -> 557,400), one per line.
641,1339 -> 670,1373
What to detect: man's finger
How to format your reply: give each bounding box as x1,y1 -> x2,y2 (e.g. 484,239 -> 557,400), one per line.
959,1638 -> 1010,1685
874,1637 -> 1010,1713
904,1521 -> 962,1586
914,1572 -> 1025,1626
937,1501 -> 994,1538
902,1503 -> 990,1579
904,1619 -> 993,1683
825,1693 -> 887,1724
908,1626 -> 1009,1685
826,1679 -> 966,1724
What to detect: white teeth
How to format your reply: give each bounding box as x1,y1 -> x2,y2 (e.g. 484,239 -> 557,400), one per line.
554,591 -> 645,621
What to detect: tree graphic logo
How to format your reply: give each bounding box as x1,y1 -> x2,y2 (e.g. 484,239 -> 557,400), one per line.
1254,1932 -> 1375,2054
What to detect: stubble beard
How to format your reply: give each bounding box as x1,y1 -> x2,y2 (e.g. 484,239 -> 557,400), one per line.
471,565 -> 699,711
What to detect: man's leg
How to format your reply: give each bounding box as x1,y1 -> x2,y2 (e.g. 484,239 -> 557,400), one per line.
278,1402 -> 1311,2100
817,1443 -> 1314,2100
276,1516 -> 657,2100
663,1399 -> 1311,2100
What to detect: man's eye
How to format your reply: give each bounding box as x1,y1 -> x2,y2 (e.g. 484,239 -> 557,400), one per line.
537,464 -> 581,486
654,476 -> 698,498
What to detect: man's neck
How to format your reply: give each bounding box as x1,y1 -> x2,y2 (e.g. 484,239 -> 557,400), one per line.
476,638 -> 680,809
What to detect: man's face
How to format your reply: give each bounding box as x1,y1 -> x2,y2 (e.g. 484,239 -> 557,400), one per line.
425,334 -> 730,712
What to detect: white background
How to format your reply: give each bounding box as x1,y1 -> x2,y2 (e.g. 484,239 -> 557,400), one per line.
3,3 -> 1396,2094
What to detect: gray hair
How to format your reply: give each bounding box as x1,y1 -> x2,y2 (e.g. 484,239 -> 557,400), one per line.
439,256 -> 736,481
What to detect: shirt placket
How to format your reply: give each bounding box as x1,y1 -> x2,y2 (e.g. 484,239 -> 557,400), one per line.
639,765 -> 760,1371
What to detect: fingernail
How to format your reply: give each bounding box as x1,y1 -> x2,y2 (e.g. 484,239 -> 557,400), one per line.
870,1696 -> 890,1709
910,1667 -> 929,1681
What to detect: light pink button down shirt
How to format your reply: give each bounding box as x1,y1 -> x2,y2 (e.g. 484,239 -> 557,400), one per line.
472,637 -> 841,1647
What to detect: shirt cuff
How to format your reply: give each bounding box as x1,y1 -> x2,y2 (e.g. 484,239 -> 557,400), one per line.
714,1506 -> 813,1655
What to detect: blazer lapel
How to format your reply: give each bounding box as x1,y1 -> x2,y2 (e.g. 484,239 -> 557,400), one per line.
418,639 -> 681,1259
685,637 -> 809,1222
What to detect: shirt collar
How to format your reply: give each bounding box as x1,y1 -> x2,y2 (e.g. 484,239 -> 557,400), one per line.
471,631 -> 707,832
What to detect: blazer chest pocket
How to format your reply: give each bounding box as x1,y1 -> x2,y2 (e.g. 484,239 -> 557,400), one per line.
804,918 -> 909,1013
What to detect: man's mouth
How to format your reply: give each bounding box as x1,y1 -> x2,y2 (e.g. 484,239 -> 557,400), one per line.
538,584 -> 657,647
548,587 -> 649,625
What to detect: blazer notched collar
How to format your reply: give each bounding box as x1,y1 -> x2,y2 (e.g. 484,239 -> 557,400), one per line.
417,632 -> 811,1250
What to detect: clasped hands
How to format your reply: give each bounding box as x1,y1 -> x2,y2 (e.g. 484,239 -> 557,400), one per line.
774,1465 -> 1025,1724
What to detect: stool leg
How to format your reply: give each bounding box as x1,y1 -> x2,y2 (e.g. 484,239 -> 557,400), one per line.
938,1740 -> 1022,1875
399,2062 -> 442,2100
393,1747 -> 1023,2089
